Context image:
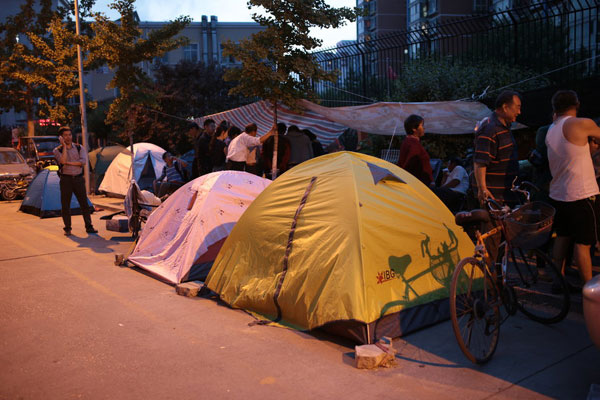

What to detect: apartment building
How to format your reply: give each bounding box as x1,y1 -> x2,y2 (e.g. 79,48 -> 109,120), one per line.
357,0 -> 407,42
407,0 -> 491,31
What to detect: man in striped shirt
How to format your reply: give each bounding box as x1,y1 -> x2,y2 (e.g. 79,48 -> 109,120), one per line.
473,90 -> 522,206
154,152 -> 187,197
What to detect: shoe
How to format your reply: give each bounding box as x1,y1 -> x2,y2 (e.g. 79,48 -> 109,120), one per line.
63,228 -> 71,236
86,227 -> 98,234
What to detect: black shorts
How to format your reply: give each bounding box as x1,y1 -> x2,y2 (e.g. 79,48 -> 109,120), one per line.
551,196 -> 600,245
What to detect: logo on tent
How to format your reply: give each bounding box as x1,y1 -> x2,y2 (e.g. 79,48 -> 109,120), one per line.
378,225 -> 460,293
377,254 -> 411,284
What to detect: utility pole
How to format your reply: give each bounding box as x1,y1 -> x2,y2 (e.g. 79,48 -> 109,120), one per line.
74,0 -> 90,194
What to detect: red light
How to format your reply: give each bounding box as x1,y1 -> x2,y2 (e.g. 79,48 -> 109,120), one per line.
38,119 -> 60,127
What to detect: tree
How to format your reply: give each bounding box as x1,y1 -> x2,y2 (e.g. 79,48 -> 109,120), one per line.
0,0 -> 57,135
223,0 -> 358,177
13,16 -> 97,126
0,0 -> 101,135
390,56 -> 551,103
88,0 -> 190,137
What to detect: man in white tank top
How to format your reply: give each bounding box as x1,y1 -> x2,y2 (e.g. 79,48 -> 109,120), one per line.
546,90 -> 600,285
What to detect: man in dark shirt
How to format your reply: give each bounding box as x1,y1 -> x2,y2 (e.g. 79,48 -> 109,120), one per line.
473,90 -> 522,206
192,119 -> 216,178
53,126 -> 97,236
398,114 -> 433,186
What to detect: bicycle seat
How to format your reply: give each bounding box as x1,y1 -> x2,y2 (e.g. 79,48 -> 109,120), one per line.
455,209 -> 490,227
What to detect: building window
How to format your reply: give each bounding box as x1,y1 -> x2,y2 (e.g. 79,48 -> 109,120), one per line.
409,4 -> 419,22
428,0 -> 437,14
493,0 -> 511,11
409,3 -> 427,23
183,44 -> 198,63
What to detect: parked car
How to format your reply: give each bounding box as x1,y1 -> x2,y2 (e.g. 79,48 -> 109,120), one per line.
17,136 -> 60,171
0,147 -> 34,200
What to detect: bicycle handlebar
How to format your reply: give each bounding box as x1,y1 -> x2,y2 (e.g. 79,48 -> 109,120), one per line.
509,177 -> 540,203
485,197 -> 504,211
520,180 -> 540,193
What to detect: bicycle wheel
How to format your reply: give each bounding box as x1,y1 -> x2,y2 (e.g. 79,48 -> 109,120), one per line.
450,257 -> 501,364
506,247 -> 570,324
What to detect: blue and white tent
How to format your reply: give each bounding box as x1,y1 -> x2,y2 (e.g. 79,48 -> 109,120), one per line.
19,169 -> 93,218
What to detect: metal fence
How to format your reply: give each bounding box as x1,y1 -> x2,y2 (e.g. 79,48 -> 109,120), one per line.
313,0 -> 600,106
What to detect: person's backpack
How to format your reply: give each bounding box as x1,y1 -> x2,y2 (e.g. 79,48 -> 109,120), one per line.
56,144 -> 82,177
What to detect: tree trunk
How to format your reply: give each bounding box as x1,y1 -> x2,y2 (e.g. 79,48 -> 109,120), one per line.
27,118 -> 35,137
26,90 -> 35,136
271,101 -> 279,180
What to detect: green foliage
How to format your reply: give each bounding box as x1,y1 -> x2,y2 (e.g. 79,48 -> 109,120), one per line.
223,0 -> 358,111
0,0 -> 99,132
0,0 -> 56,130
88,0 -> 190,132
390,56 -> 551,102
14,16 -> 97,125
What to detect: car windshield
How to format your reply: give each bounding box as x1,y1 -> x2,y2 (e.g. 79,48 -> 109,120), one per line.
0,151 -> 26,164
35,139 -> 59,153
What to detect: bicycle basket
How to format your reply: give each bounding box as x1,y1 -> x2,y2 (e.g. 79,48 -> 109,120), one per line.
504,201 -> 555,250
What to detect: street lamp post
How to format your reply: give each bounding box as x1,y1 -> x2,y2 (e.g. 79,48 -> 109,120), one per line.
74,0 -> 90,194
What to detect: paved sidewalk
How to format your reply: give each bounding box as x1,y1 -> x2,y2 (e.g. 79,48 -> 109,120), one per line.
0,201 -> 598,399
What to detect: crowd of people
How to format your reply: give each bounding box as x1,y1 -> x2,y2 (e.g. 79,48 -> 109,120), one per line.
51,88 -> 600,291
398,89 -> 600,290
187,120 -> 326,178
152,119 -> 327,196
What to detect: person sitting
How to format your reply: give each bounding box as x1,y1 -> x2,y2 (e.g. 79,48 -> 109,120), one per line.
154,152 -> 187,198
434,157 -> 469,213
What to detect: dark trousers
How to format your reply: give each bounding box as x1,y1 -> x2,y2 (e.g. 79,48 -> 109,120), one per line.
226,160 -> 246,171
60,174 -> 93,230
153,181 -> 182,198
245,163 -> 262,177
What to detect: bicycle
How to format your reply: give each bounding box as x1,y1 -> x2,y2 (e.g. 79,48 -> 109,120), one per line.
449,181 -> 570,364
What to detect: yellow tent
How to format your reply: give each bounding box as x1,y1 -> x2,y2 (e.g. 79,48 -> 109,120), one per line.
206,152 -> 474,343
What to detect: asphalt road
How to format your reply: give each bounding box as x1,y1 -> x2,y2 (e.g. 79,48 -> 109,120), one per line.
0,200 -> 598,399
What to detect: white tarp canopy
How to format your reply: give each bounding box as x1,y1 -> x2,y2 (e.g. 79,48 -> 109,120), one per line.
127,171 -> 272,284
299,99 -> 506,135
99,142 -> 166,196
197,99 -> 518,143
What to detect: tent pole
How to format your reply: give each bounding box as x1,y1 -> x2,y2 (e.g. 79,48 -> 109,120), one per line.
385,121 -> 398,161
